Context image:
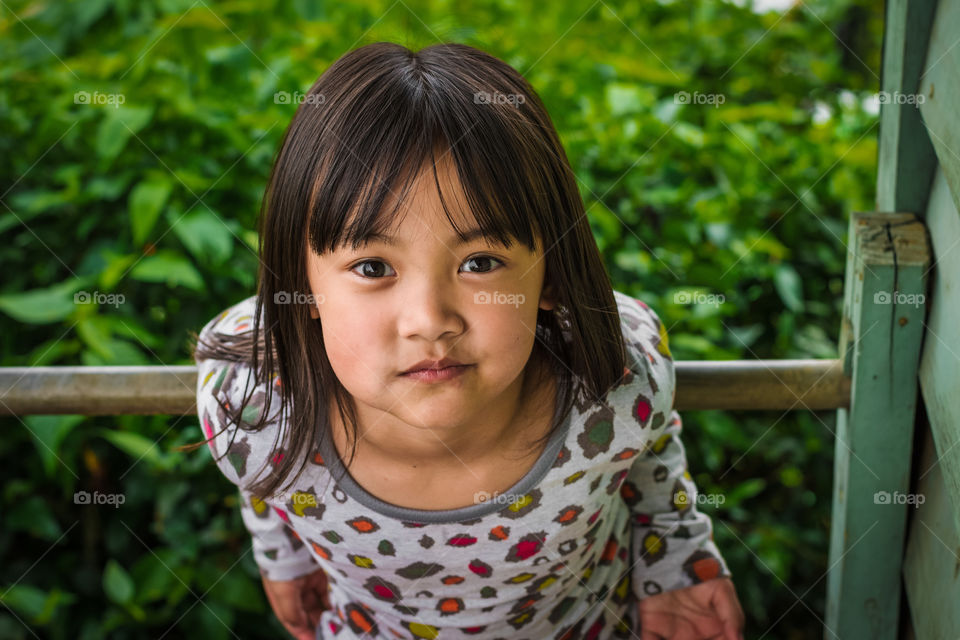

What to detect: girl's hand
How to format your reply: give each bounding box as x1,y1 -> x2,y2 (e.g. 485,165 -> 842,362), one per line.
637,576 -> 745,640
261,567 -> 332,640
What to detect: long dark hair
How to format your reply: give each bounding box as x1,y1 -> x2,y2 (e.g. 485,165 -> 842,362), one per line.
182,41 -> 627,502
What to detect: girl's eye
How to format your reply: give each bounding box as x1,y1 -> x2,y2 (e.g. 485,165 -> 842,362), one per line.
461,255 -> 503,273
350,256 -> 503,278
351,260 -> 396,278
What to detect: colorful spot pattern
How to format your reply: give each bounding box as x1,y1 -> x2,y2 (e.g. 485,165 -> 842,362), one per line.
195,290 -> 732,639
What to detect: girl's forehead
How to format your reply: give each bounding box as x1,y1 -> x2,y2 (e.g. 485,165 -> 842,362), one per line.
309,150 -> 542,256
343,162 -> 483,241
394,156 -> 471,213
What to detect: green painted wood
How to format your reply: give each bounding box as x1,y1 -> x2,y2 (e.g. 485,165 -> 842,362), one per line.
917,167 -> 960,536
902,422 -> 960,639
827,212 -> 930,639
917,0 -> 960,217
876,0 -> 938,215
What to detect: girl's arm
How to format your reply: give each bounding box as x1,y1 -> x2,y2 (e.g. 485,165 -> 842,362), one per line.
621,409 -> 733,600
616,294 -> 733,600
238,485 -> 321,581
195,343 -> 320,581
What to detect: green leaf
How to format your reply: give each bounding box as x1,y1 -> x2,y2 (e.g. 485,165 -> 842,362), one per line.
7,189 -> 71,215
293,0 -> 328,20
95,105 -> 154,161
72,0 -> 112,35
87,173 -> 133,200
129,174 -> 174,245
774,264 -> 805,312
672,122 -> 705,148
77,315 -> 116,361
170,205 -> 234,264
99,252 -> 139,290
131,551 -> 180,605
103,559 -> 135,605
27,336 -> 80,366
725,478 -> 767,507
0,584 -> 62,623
102,315 -> 162,349
22,415 -> 85,477
96,428 -> 165,467
242,229 -> 258,251
129,250 -> 204,291
80,339 -> 150,365
5,496 -> 63,540
605,83 -> 644,116
183,598 -> 233,640
205,569 -> 264,613
0,277 -> 94,324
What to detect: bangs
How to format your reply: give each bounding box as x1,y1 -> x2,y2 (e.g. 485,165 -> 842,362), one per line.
314,144 -> 524,255
298,46 -> 558,258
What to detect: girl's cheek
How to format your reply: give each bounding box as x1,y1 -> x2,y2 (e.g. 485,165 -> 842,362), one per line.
476,307 -> 530,351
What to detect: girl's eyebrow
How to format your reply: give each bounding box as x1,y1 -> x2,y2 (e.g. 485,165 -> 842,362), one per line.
360,227 -> 489,248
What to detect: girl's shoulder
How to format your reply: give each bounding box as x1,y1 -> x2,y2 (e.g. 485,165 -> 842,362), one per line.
609,289 -> 676,424
611,289 -> 673,368
197,294 -> 261,342
194,295 -> 286,489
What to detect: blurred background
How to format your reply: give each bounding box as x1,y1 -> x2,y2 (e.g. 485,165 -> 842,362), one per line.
0,0 -> 883,638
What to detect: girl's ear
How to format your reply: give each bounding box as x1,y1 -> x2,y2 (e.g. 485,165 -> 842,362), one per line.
309,302 -> 320,319
538,282 -> 558,311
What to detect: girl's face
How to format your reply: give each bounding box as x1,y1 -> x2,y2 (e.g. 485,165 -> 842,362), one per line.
305,160 -> 557,434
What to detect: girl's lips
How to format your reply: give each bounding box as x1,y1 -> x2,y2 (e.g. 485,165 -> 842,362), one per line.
401,357 -> 465,373
401,364 -> 473,383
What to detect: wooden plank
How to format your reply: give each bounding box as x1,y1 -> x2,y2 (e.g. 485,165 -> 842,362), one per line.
826,212 -> 931,639
876,0 -> 938,215
0,359 -> 850,416
918,0 -> 960,217
902,421 -> 960,639
918,167 -> 960,535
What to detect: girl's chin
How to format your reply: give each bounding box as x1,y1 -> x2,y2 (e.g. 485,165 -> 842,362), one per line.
391,401 -> 488,430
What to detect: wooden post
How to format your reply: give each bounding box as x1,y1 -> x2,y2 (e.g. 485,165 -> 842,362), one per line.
826,212 -> 930,639
874,0 -> 938,216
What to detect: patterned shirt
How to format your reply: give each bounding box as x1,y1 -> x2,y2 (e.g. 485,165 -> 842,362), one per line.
194,289 -> 732,640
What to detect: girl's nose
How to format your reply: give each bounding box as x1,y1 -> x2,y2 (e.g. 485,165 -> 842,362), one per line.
395,279 -> 465,341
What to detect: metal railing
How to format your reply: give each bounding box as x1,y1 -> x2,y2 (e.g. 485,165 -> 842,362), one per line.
0,359 -> 850,415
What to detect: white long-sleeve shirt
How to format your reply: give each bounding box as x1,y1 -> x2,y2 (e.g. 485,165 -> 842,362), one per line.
195,289 -> 732,639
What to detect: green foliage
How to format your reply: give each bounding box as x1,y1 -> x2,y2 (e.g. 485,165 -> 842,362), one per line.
0,0 -> 881,637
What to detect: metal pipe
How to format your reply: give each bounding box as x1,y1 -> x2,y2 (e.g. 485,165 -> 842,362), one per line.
0,360 -> 851,416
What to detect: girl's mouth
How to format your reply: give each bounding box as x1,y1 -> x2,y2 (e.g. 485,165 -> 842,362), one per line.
400,364 -> 473,383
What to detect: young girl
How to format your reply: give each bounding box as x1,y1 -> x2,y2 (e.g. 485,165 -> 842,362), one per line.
189,42 -> 744,640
